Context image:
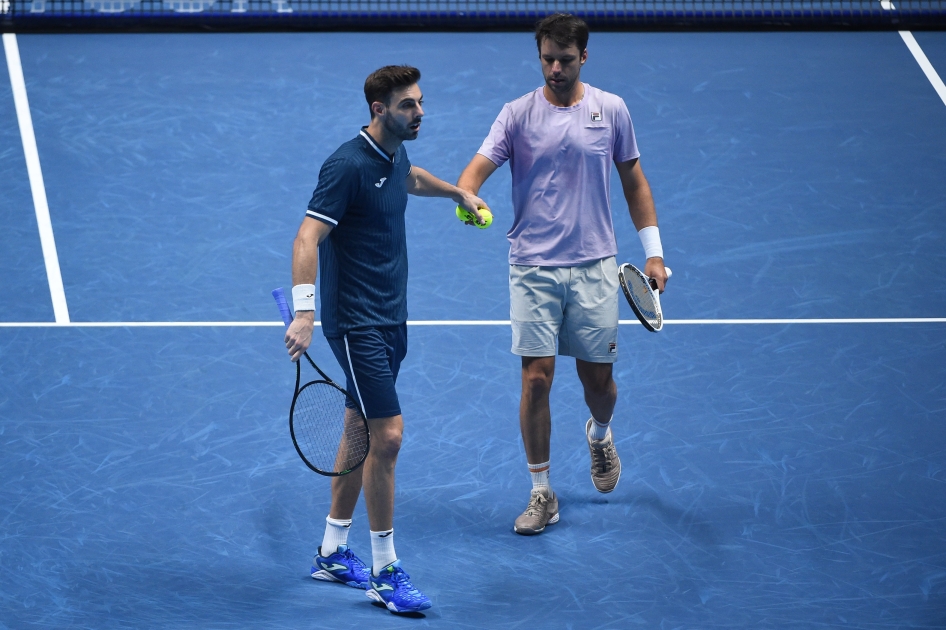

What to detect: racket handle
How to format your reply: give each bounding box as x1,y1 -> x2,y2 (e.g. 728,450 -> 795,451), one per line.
272,288 -> 293,328
647,267 -> 672,292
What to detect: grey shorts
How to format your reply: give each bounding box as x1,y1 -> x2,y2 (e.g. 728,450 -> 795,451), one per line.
509,257 -> 619,363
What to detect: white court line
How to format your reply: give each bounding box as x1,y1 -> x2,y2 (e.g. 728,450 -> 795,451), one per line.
3,33 -> 70,324
0,318 -> 945,328
898,31 -> 946,107
881,1 -> 946,107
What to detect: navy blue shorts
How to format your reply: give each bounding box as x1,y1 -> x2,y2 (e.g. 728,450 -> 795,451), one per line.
325,324 -> 408,420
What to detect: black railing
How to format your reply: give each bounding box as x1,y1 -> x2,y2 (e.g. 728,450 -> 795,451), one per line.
3,1 -> 945,31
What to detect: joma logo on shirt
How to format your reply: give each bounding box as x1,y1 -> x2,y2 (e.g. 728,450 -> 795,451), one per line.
375,177 -> 387,188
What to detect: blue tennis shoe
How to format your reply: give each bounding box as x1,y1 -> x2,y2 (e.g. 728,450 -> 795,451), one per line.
366,560 -> 432,613
311,545 -> 370,589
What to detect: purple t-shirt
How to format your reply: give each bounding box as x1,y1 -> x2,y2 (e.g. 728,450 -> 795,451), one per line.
477,84 -> 640,266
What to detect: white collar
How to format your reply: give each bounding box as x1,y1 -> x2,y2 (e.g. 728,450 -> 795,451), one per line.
360,129 -> 393,163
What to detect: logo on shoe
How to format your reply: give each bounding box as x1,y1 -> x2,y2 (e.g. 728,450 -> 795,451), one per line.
321,562 -> 347,572
372,581 -> 394,592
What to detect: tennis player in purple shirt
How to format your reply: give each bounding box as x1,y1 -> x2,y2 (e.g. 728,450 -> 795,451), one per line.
458,13 -> 670,535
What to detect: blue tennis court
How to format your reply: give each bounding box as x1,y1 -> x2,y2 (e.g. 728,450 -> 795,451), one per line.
2,28 -> 945,628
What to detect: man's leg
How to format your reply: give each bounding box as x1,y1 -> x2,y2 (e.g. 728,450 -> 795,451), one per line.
361,414 -> 402,535
327,409 -> 370,521
576,359 -> 617,425
318,326 -> 428,612
508,263 -> 566,535
576,359 -> 622,493
520,356 -> 555,466
360,413 -> 432,613
311,409 -> 371,588
514,356 -> 560,535
323,413 -> 404,575
316,328 -> 399,590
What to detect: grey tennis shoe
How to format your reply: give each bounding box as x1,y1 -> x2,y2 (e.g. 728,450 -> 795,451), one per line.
514,487 -> 560,535
586,418 -> 621,493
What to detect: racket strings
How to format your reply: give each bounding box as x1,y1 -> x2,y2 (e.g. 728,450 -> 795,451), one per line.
293,381 -> 368,473
629,279 -> 658,320
620,265 -> 661,330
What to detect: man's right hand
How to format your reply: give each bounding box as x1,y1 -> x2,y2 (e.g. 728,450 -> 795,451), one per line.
285,310 -> 315,362
644,257 -> 669,293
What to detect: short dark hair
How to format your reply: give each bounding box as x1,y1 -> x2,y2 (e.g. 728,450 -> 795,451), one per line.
364,65 -> 421,116
534,13 -> 589,54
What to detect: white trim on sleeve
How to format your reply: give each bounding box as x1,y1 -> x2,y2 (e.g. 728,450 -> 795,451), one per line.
306,210 -> 338,226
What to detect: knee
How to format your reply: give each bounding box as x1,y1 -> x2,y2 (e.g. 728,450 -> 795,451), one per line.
523,370 -> 553,399
522,361 -> 554,394
371,422 -> 402,461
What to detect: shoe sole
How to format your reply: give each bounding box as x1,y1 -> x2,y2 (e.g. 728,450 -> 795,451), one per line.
514,511 -> 560,535
311,568 -> 366,589
366,588 -> 432,613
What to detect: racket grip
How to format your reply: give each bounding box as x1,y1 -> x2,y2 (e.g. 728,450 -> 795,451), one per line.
272,288 -> 293,328
666,268 -> 672,279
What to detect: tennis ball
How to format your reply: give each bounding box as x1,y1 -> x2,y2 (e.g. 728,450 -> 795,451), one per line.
456,206 -> 493,229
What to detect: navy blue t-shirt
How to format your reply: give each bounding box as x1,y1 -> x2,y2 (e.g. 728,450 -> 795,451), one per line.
307,129 -> 412,338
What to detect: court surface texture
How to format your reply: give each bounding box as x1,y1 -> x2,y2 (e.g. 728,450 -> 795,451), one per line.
2,31 -> 945,629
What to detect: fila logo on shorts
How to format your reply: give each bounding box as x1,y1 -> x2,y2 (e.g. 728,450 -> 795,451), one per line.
591,112 -> 602,122
375,177 -> 387,188
608,342 -> 616,354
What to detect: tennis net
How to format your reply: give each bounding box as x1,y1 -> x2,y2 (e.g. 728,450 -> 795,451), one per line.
2,1 -> 944,32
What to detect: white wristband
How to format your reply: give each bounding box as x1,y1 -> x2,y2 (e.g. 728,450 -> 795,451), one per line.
291,284 -> 316,313
638,226 -> 663,260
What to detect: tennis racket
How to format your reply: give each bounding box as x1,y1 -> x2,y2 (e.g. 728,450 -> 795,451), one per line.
618,263 -> 672,333
272,288 -> 369,476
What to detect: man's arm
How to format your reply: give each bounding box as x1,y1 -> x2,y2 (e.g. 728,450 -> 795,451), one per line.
406,166 -> 490,223
286,217 -> 333,362
615,158 -> 669,292
457,154 -> 498,196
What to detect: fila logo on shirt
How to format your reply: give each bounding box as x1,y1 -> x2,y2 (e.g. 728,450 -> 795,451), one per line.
591,112 -> 602,122
375,177 -> 387,188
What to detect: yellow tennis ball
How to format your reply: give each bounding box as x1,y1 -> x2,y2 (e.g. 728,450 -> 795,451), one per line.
456,206 -> 493,229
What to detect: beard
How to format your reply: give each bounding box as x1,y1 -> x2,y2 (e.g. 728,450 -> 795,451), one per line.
383,114 -> 420,141
545,73 -> 578,96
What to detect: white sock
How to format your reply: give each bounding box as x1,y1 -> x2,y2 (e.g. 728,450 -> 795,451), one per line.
370,529 -> 397,575
588,415 -> 612,441
528,461 -> 550,490
320,516 -> 351,555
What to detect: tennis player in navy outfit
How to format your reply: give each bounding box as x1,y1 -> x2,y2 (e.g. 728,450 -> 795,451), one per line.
283,66 -> 488,614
